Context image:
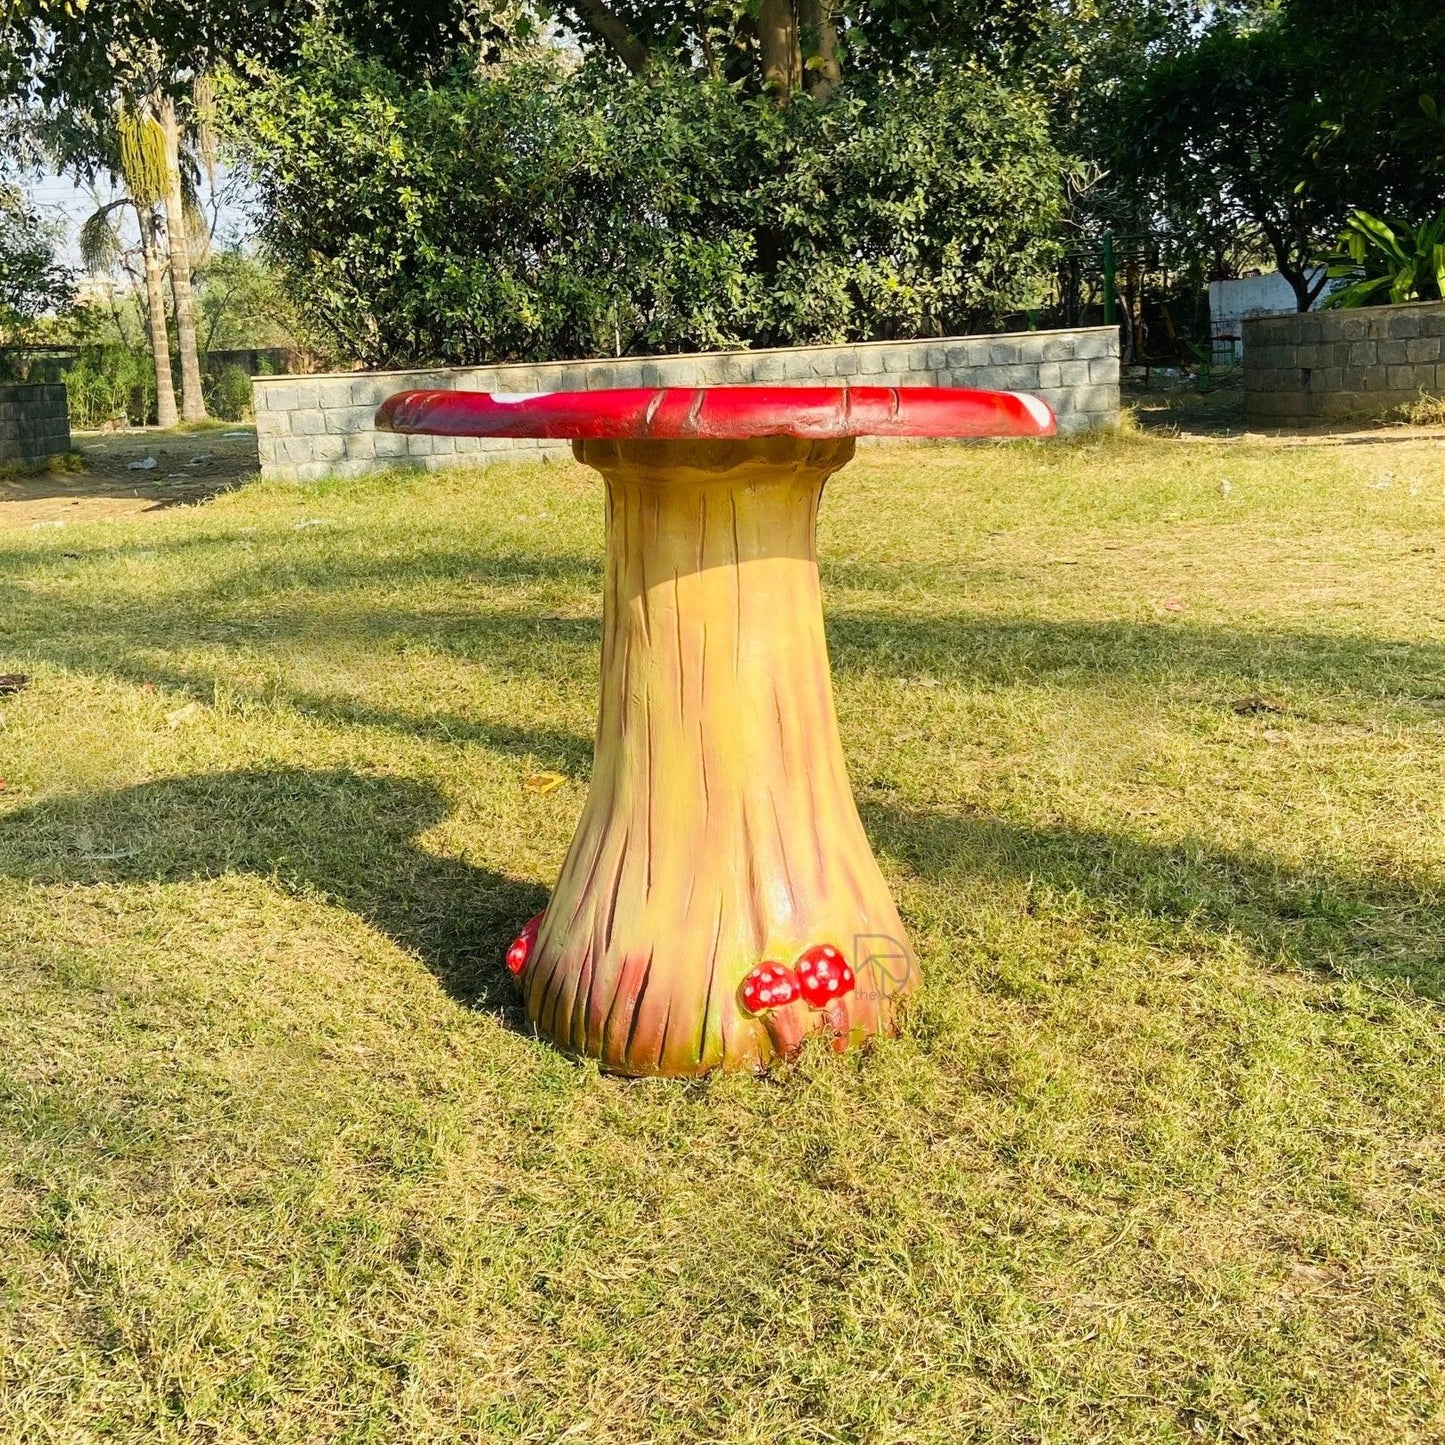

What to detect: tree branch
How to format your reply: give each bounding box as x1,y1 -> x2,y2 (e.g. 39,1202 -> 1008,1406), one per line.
570,0 -> 650,74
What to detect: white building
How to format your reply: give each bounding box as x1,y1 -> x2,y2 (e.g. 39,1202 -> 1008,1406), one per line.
1208,268 -> 1327,361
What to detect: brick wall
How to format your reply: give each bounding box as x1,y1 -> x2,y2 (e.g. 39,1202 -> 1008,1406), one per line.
1244,300 -> 1445,425
0,384 -> 70,464
254,328 -> 1120,482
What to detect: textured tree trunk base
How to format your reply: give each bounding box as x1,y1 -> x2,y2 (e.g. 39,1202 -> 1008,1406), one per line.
521,437 -> 919,1076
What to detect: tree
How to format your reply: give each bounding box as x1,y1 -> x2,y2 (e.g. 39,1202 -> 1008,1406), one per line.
1276,0 -> 1445,222
224,35 -> 1069,365
3,0 -> 347,424
157,94 -> 208,421
1,0 -> 518,105
34,77 -> 221,426
194,249 -> 304,352
1107,20 -> 1338,311
2,0 -> 542,416
1095,1 -> 1445,311
0,180 -> 73,345
99,107 -> 180,426
549,0 -> 1062,101
1,0 -> 290,108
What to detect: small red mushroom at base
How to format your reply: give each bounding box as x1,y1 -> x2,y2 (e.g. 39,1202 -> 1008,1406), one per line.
740,961 -> 801,1015
741,961 -> 806,1060
795,944 -> 855,1009
505,912 -> 545,976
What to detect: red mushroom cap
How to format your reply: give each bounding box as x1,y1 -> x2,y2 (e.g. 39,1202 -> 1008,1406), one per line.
795,944 -> 855,1009
376,385 -> 1056,441
741,961 -> 802,1015
505,912 -> 545,977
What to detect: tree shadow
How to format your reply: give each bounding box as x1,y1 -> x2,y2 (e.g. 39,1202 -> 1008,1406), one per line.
6,504 -> 1444,713
826,612 -> 1445,701
0,767 -> 549,1017
863,797 -> 1445,1001
3,768 -> 1440,1037
0,530 -> 604,774
0,468 -> 242,512
99,649 -> 597,777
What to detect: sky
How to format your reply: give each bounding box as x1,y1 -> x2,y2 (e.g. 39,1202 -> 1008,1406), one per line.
23,166 -> 256,273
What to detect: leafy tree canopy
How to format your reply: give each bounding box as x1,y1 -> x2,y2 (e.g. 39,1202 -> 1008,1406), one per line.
223,33 -> 1070,366
549,0 -> 1053,83
1095,0 -> 1445,307
1277,0 -> 1445,211
0,0 -> 516,105
0,180 -> 73,341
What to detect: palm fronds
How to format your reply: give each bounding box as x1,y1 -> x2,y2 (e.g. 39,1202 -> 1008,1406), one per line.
78,199 -> 134,274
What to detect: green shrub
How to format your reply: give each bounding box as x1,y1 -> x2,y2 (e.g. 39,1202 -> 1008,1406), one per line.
63,344 -> 157,428
204,363 -> 254,421
1322,209 -> 1445,308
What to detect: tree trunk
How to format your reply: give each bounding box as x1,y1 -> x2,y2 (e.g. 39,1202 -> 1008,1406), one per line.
1260,218 -> 1325,313
159,99 -> 208,423
138,207 -> 179,429
697,0 -> 717,78
758,0 -> 802,102
1279,260 -> 1319,313
573,0 -> 650,73
521,437 -> 920,1076
798,0 -> 842,100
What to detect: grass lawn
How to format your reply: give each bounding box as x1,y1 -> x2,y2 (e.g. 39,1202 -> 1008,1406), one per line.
1,428 -> 1443,1442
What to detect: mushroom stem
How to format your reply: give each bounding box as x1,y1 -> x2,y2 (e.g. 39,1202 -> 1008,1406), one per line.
763,1003 -> 806,1061
822,998 -> 852,1050
523,438 -> 919,1075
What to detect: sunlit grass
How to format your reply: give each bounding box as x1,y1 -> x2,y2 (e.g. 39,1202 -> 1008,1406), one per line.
1,429 -> 1443,1442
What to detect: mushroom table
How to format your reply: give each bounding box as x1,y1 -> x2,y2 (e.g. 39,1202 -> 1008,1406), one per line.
376,385 -> 1056,1076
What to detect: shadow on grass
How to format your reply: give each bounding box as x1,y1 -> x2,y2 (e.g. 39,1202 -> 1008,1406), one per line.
826,613 -> 1445,699
6,513 -> 1445,708
0,767 -> 547,1018
10,590 -> 1445,739
139,652 -> 596,776
864,797 -> 1445,1001
3,765 -> 1439,1046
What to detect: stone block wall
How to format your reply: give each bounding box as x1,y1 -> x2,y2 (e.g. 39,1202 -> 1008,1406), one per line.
254,328 -> 1120,482
1244,300 -> 1445,425
0,384 -> 71,463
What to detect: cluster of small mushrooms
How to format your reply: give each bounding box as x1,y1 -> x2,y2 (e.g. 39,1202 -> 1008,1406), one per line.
506,921 -> 855,1059
740,945 -> 857,1057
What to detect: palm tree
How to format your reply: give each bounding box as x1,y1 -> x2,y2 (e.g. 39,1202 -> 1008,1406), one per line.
158,93 -> 207,422
76,98 -> 213,428
78,106 -> 179,427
